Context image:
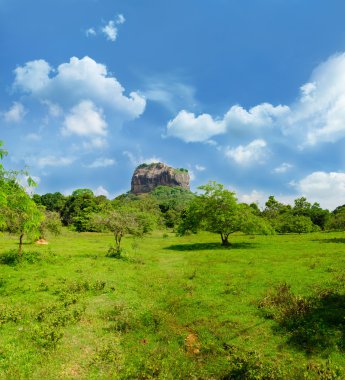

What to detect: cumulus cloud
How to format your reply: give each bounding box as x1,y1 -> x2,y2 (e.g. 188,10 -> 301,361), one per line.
14,56 -> 145,117
14,59 -> 52,93
102,20 -> 118,41
273,162 -> 293,174
224,103 -> 289,129
284,53 -> 345,145
85,157 -> 116,168
87,14 -> 126,42
167,110 -> 226,142
2,102 -> 26,123
293,171 -> 345,210
225,139 -> 268,165
167,52 -> 345,148
167,103 -> 288,143
62,100 -> 107,137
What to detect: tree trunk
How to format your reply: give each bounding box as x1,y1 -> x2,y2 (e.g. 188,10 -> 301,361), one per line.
220,233 -> 230,247
18,233 -> 24,257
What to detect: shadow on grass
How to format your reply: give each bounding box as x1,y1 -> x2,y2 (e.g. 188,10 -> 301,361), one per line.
314,238 -> 345,244
260,285 -> 345,355
164,242 -> 256,251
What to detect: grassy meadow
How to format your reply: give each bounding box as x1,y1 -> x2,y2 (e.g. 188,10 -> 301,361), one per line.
0,229 -> 345,379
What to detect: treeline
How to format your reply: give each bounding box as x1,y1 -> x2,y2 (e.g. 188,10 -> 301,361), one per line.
32,186 -> 194,232
32,185 -> 345,234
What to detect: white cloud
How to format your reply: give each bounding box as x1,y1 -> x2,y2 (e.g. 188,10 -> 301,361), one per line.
3,102 -> 26,123
167,103 -> 288,143
82,137 -> 108,150
166,52 -> 345,148
285,53 -> 345,145
41,100 -> 62,117
85,28 -> 96,37
224,103 -> 289,129
225,139 -> 268,165
273,162 -> 293,174
102,20 -> 118,41
34,155 -> 75,168
87,14 -> 125,42
238,190 -> 267,206
123,151 -> 162,166
14,59 -> 52,93
116,14 -> 126,24
62,100 -> 107,137
85,157 -> 116,168
143,78 -> 197,113
195,164 -> 206,171
94,186 -> 110,198
13,56 -> 146,121
167,110 -> 226,142
293,171 -> 345,210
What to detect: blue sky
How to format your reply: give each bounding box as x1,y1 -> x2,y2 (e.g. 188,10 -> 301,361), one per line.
1,0 -> 345,210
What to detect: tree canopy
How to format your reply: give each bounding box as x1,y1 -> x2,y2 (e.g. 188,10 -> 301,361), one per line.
179,182 -> 273,246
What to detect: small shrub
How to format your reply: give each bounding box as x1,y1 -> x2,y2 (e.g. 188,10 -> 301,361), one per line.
0,250 -> 42,266
0,250 -> 20,266
106,245 -> 122,259
31,323 -> 63,349
0,305 -> 21,326
101,303 -> 134,333
221,345 -> 284,379
304,360 -> 343,379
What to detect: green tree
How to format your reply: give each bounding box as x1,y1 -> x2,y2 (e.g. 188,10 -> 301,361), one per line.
150,185 -> 195,228
2,178 -> 44,256
61,189 -> 108,231
278,214 -> 317,234
33,192 -> 67,214
38,209 -> 62,240
92,206 -> 155,253
0,141 -> 44,256
179,182 -> 273,246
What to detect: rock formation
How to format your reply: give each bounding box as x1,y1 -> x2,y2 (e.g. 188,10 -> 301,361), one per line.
131,162 -> 190,194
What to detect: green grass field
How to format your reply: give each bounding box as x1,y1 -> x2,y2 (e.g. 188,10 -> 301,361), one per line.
0,230 -> 344,379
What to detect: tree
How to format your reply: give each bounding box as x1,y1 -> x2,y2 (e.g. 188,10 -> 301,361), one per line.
2,179 -> 44,256
60,189 -> 107,231
278,214 -> 317,234
178,182 -> 273,246
38,209 -> 62,240
150,186 -> 195,228
91,204 -> 156,253
33,192 -> 67,214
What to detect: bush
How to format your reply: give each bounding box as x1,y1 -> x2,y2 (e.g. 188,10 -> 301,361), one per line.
106,245 -> 123,259
0,249 -> 20,265
0,249 -> 42,266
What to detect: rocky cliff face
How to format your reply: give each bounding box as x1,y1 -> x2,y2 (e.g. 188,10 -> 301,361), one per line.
131,163 -> 190,194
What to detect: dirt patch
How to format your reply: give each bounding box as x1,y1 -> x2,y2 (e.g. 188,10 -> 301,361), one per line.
35,239 -> 49,245
185,333 -> 201,355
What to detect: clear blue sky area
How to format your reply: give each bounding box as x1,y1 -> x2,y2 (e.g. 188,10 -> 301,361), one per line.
1,0 -> 345,210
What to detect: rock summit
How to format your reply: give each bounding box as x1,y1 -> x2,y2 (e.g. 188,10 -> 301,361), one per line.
131,162 -> 190,194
